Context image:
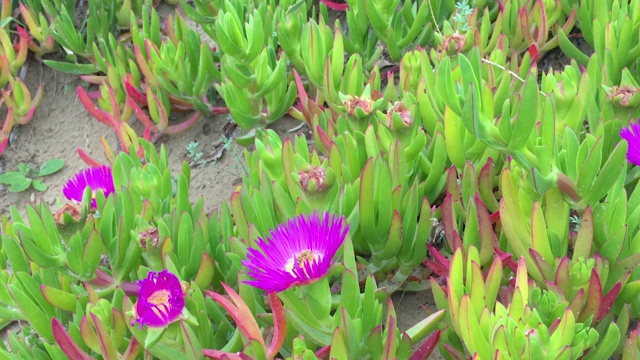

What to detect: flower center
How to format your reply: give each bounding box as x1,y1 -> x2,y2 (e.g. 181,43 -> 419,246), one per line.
148,289 -> 172,320
148,289 -> 170,306
285,249 -> 320,276
296,250 -> 315,266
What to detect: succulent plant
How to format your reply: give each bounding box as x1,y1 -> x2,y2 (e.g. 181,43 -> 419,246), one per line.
9,0 -> 640,358
432,247 -> 624,359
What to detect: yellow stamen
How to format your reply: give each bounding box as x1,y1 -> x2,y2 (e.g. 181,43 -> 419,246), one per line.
285,250 -> 319,277
152,305 -> 169,318
148,289 -> 172,319
148,289 -> 170,306
296,250 -> 315,267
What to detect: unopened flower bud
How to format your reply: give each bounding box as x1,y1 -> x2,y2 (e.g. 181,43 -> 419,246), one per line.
298,165 -> 336,194
53,202 -> 82,225
138,227 -> 160,250
343,95 -> 373,118
438,33 -> 467,55
386,101 -> 413,129
298,166 -> 327,193
608,86 -> 640,108
294,165 -> 337,210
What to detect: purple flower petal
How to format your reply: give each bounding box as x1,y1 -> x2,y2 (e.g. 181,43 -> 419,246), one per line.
242,211 -> 349,293
63,166 -> 115,207
621,121 -> 640,166
133,270 -> 185,328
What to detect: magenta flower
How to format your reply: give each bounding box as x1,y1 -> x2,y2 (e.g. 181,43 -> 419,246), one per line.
621,121 -> 640,166
242,212 -> 349,293
132,270 -> 185,329
63,166 -> 115,207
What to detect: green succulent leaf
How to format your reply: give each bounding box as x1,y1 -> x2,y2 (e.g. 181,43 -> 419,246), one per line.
43,60 -> 99,75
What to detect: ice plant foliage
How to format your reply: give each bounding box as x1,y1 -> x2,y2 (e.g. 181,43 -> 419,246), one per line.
243,212 -> 349,293
132,270 -> 185,328
9,0 -> 640,358
63,165 -> 115,206
621,121 -> 640,166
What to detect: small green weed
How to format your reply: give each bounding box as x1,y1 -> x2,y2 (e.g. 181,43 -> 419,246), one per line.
0,159 -> 64,192
186,141 -> 206,168
453,0 -> 474,32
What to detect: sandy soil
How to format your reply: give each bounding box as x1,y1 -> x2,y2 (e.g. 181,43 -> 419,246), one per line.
0,62 -> 278,216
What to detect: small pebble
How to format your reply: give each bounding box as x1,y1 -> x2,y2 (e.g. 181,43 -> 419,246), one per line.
202,123 -> 211,136
9,128 -> 19,147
